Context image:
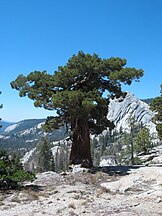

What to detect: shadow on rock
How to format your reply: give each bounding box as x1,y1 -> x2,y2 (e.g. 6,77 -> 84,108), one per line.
90,165 -> 142,176
24,184 -> 44,192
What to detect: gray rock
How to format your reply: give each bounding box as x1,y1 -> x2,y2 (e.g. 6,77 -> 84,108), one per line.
101,167 -> 162,194
71,164 -> 90,174
99,155 -> 117,167
107,92 -> 157,136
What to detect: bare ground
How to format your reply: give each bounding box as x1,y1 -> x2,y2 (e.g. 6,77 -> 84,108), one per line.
0,166 -> 162,216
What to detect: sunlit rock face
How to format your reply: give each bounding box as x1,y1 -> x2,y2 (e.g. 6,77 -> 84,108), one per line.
99,155 -> 117,167
107,92 -> 157,136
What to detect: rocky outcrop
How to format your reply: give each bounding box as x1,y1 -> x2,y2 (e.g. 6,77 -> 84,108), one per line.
99,155 -> 117,167
107,92 -> 157,135
139,144 -> 162,165
101,166 -> 162,194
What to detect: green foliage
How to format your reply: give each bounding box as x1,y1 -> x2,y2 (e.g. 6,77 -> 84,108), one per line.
102,118 -> 151,165
135,127 -> 152,154
11,51 -> 143,166
133,156 -> 143,165
0,120 -> 68,154
91,123 -> 153,166
91,130 -> 123,166
125,116 -> 142,165
151,84 -> 162,140
0,150 -> 35,190
118,121 -> 153,165
118,132 -> 133,165
11,51 -> 144,134
151,96 -> 162,122
156,124 -> 162,140
37,137 -> 53,172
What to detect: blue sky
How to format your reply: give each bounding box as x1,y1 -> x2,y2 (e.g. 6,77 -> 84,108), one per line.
0,0 -> 162,122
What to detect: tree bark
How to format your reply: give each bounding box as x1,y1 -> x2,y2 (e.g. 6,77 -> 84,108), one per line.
69,117 -> 93,168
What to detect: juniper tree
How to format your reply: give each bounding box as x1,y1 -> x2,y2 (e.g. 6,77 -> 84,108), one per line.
11,51 -> 143,167
151,84 -> 162,140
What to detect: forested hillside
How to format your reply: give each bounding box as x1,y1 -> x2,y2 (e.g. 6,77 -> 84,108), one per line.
0,119 -> 68,154
0,121 -> 15,133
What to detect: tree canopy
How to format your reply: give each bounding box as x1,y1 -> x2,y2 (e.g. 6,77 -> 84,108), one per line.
11,51 -> 144,167
37,137 -> 53,172
11,51 -> 143,133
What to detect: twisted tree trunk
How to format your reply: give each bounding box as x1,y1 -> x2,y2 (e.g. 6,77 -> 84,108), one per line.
69,117 -> 93,168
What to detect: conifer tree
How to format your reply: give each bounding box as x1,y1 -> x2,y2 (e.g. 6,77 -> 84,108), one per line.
11,51 -> 143,167
37,137 -> 53,172
129,117 -> 138,165
121,116 -> 141,165
135,127 -> 152,154
151,84 -> 162,140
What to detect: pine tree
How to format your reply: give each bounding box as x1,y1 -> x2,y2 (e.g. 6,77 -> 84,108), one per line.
127,116 -> 142,165
151,84 -> 162,140
119,116 -> 141,165
135,127 -> 152,154
11,51 -> 144,167
37,137 -> 53,172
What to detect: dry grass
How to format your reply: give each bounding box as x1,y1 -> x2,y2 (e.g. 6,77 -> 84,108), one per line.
96,187 -> 110,198
26,190 -> 39,201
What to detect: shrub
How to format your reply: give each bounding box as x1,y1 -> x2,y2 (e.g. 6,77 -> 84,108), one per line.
0,150 -> 35,190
